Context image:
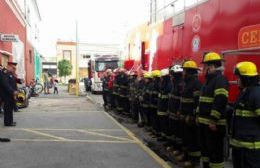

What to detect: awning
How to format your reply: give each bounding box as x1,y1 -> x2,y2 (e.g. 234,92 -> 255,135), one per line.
0,50 -> 13,56
221,47 -> 260,56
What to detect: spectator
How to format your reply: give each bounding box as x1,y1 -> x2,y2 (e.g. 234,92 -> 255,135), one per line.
43,70 -> 50,94
53,79 -> 59,94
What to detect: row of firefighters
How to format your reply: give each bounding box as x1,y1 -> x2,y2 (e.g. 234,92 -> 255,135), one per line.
102,52 -> 260,168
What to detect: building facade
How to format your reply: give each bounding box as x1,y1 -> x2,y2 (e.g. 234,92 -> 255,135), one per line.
56,41 -> 122,82
0,0 -> 41,84
16,0 -> 41,84
42,56 -> 57,78
0,0 -> 26,76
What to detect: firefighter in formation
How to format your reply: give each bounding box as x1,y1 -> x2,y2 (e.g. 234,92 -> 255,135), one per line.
231,61 -> 260,168
101,52 -> 259,168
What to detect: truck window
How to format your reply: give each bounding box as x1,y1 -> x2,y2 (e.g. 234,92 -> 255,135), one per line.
95,61 -> 118,72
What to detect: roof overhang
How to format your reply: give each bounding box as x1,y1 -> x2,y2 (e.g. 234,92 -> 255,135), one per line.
222,47 -> 260,56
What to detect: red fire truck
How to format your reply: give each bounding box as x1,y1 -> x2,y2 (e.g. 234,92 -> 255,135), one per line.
126,0 -> 260,103
88,55 -> 119,93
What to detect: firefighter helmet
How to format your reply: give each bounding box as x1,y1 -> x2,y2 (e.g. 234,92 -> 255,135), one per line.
234,61 -> 258,77
170,65 -> 183,73
182,60 -> 199,70
160,69 -> 170,76
144,72 -> 152,78
202,52 -> 223,64
152,70 -> 161,77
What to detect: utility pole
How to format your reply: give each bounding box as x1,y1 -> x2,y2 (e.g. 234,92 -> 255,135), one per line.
75,20 -> 80,96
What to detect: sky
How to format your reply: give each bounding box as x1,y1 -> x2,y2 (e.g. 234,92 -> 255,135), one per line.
37,0 -> 150,57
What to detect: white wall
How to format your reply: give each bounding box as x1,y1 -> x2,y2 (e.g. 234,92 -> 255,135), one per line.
25,0 -> 41,49
78,43 -> 122,68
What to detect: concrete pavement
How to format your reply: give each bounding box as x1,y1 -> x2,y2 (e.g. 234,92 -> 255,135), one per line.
0,86 -> 171,168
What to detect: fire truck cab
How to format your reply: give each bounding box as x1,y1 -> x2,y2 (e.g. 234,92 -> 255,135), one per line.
88,55 -> 119,93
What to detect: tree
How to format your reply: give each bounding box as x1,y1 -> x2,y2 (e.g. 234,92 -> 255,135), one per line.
58,59 -> 72,82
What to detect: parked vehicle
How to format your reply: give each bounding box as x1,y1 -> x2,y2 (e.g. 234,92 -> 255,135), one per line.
28,79 -> 43,98
88,55 -> 119,93
16,87 -> 30,108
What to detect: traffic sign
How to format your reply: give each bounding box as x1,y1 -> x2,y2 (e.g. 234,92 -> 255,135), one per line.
0,34 -> 19,42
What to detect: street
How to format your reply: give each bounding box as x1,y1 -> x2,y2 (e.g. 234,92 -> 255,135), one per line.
0,86 -> 170,168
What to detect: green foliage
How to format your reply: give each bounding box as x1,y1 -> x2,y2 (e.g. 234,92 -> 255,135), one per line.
58,59 -> 72,77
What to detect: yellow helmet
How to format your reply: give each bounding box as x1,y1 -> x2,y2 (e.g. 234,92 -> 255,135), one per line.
234,61 -> 258,77
152,70 -> 161,77
202,52 -> 223,64
182,60 -> 199,69
144,72 -> 152,78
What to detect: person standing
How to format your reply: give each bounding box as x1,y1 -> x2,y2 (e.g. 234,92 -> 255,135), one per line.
136,72 -> 145,127
197,52 -> 229,168
179,60 -> 202,167
0,64 -> 12,142
118,69 -> 130,115
141,72 -> 153,129
167,65 -> 183,154
150,70 -> 161,136
231,61 -> 260,168
53,79 -> 59,94
157,69 -> 171,141
102,69 -> 110,110
128,71 -> 138,122
43,70 -> 49,94
2,62 -> 19,126
112,69 -> 122,113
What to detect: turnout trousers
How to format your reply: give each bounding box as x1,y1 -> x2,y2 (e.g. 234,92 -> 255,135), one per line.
143,106 -> 152,126
151,107 -> 160,134
3,98 -> 14,126
122,97 -> 130,114
116,95 -> 123,113
199,123 -> 225,168
171,116 -> 182,150
157,111 -> 168,137
130,100 -> 138,121
183,117 -> 200,162
232,148 -> 260,168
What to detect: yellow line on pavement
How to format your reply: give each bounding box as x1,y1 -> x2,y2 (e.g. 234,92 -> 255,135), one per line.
12,139 -> 135,144
33,128 -> 122,132
86,129 -> 123,132
22,129 -> 69,141
103,112 -> 172,168
19,110 -> 104,114
5,128 -> 122,132
77,129 -> 134,142
6,128 -> 133,142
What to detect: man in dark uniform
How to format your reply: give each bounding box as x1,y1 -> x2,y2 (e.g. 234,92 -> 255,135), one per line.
150,70 -> 161,136
102,69 -> 112,111
179,60 -> 202,167
167,65 -> 183,155
0,64 -> 12,142
106,70 -> 114,110
128,71 -> 138,122
231,61 -> 260,168
136,73 -> 145,127
141,72 -> 153,129
118,69 -> 130,115
157,68 -> 171,141
197,52 -> 229,168
112,68 -> 121,113
1,62 -> 19,126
